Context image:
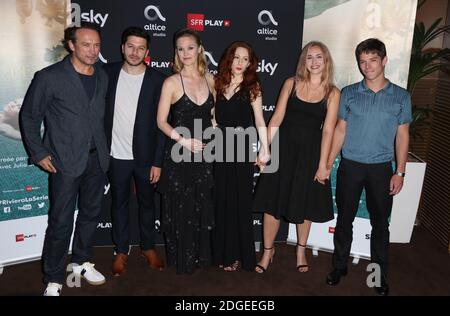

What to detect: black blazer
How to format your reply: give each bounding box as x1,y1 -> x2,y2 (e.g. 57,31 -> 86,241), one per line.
20,56 -> 110,177
103,62 -> 166,168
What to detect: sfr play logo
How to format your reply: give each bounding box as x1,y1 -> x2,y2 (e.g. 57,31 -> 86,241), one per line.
187,13 -> 231,31
15,233 -> 37,242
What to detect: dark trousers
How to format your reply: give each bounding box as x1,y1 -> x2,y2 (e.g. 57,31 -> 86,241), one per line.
42,151 -> 106,284
332,158 -> 393,277
109,157 -> 157,254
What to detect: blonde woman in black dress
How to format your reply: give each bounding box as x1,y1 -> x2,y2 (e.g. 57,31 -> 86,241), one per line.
254,41 -> 340,273
157,28 -> 216,274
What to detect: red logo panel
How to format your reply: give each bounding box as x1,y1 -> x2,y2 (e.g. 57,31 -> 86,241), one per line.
187,13 -> 204,31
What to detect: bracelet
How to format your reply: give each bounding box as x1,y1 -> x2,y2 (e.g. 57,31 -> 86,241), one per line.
395,172 -> 405,177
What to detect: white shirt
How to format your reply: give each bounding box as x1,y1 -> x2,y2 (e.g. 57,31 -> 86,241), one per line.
110,69 -> 145,160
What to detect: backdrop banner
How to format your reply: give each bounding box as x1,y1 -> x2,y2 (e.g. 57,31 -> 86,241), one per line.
72,0 -> 305,248
0,0 -> 70,268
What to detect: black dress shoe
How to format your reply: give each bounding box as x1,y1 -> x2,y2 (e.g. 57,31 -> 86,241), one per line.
374,278 -> 389,296
326,268 -> 348,286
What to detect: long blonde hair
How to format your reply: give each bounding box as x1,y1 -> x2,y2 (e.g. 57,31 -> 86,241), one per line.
173,28 -> 207,75
295,41 -> 335,99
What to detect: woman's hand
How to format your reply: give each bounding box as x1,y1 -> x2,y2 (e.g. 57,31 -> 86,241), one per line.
179,137 -> 206,153
255,149 -> 270,172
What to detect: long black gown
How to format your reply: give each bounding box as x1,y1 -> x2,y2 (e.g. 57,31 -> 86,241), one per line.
158,75 -> 215,274
253,84 -> 334,224
213,89 -> 256,271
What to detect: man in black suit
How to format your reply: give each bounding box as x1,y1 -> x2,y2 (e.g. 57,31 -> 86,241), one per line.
20,23 -> 109,296
103,27 -> 166,276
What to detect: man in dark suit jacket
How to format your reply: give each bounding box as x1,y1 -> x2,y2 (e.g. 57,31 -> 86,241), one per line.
20,23 -> 109,296
103,27 -> 166,276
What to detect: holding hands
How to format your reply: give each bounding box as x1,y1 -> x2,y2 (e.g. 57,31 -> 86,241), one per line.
314,164 -> 330,185
255,148 -> 270,172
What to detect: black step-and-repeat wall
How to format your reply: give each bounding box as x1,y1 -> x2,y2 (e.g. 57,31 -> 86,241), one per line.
72,0 -> 305,246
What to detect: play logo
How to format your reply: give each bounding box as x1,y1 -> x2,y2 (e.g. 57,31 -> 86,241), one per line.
329,227 -> 335,234
97,222 -> 112,229
262,105 -> 275,112
25,185 -> 32,192
15,233 -> 37,242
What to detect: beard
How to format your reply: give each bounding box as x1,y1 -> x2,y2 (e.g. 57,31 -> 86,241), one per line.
125,56 -> 144,66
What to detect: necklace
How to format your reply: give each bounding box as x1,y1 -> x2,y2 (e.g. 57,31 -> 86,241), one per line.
297,81 -> 325,102
306,81 -> 322,91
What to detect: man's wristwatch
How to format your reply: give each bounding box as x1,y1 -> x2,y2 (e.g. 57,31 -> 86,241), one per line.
395,172 -> 406,177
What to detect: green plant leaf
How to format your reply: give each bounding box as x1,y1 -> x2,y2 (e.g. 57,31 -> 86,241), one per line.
408,2 -> 450,141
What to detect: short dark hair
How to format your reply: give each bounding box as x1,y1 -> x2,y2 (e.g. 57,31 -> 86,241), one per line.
355,38 -> 386,62
63,22 -> 101,53
121,27 -> 150,48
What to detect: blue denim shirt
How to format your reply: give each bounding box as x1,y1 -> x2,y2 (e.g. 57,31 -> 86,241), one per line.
339,80 -> 412,164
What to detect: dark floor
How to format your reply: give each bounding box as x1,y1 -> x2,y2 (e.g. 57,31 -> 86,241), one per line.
0,226 -> 449,296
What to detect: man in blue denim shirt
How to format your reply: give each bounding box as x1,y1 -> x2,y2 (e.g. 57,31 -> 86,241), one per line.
325,38 -> 412,296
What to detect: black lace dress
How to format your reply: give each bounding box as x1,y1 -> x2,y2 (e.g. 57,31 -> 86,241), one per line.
158,75 -> 215,274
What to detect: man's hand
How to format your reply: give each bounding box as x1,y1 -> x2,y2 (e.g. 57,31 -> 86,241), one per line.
314,165 -> 331,185
38,155 -> 57,173
150,166 -> 161,184
389,174 -> 404,195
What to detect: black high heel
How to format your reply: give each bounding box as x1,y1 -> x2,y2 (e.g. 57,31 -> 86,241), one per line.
296,243 -> 309,272
255,246 -> 275,273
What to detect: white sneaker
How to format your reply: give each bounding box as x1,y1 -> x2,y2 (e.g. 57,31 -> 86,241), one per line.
71,262 -> 106,285
43,282 -> 62,296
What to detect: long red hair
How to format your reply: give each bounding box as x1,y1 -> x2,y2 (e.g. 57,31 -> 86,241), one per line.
215,41 -> 261,101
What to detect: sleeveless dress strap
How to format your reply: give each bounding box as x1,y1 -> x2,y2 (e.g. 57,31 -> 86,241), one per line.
290,79 -> 297,97
204,76 -> 212,94
180,73 -> 186,93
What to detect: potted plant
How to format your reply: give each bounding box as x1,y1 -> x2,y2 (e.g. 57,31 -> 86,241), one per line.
391,0 -> 450,243
408,0 -> 450,142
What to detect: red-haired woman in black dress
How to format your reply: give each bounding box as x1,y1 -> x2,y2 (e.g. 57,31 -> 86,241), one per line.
213,41 -> 269,272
